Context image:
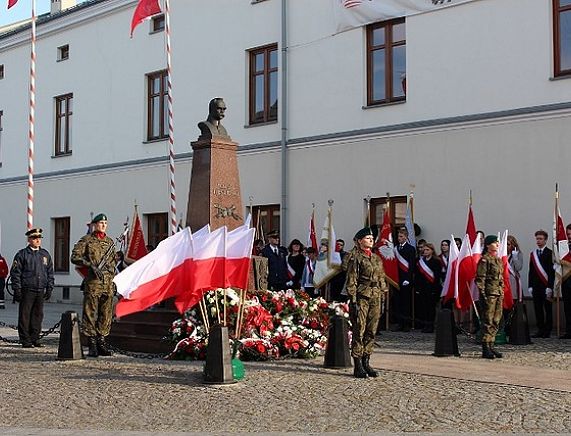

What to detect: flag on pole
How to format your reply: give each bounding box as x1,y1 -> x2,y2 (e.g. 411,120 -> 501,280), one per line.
130,0 -> 162,37
313,202 -> 342,288
374,205 -> 399,288
307,207 -> 318,253
125,206 -> 148,263
7,0 -> 18,9
498,230 -> 514,310
553,189 -> 571,298
332,0 -> 475,33
466,205 -> 477,246
441,234 -> 460,302
455,234 -> 476,311
405,191 -> 416,247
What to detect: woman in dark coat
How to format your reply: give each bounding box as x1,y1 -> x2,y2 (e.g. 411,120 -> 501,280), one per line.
415,243 -> 442,333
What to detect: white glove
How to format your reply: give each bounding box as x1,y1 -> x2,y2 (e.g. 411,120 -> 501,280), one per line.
402,280 -> 410,286
546,288 -> 553,299
286,281 -> 293,287
528,287 -> 533,294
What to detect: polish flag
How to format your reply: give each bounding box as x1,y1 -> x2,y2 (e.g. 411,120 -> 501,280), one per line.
7,0 -> 18,9
456,234 -> 476,311
441,234 -> 460,302
498,230 -> 514,310
468,233 -> 482,302
307,209 -> 318,253
130,0 -> 162,37
374,207 -> 399,289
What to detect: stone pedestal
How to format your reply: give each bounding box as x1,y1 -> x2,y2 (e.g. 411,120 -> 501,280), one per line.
186,137 -> 244,232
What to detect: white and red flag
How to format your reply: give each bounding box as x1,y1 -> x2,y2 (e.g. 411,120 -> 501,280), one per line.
114,224 -> 255,318
498,230 -> 514,310
441,234 -> 460,302
374,206 -> 399,288
130,0 -> 162,37
125,207 -> 148,263
456,234 -> 476,311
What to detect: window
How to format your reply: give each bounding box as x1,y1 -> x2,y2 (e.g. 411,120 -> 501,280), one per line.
54,93 -> 73,156
0,110 -> 3,166
146,213 -> 167,249
248,44 -> 278,124
367,19 -> 406,106
251,204 -> 280,241
57,44 -> 69,61
151,14 -> 165,33
53,217 -> 70,273
147,70 -> 168,140
369,196 -> 407,238
554,0 -> 571,77
0,65 -> 4,79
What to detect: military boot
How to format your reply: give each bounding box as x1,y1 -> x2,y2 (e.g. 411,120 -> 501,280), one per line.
96,336 -> 113,356
362,355 -> 379,378
353,357 -> 369,378
481,343 -> 495,359
87,337 -> 99,358
490,344 -> 503,358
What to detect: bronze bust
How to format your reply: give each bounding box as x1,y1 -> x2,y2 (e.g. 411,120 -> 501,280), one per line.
198,98 -> 230,139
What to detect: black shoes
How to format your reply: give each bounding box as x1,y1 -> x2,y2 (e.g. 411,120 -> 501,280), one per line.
21,343 -> 34,348
87,337 -> 99,357
353,357 -> 369,378
96,336 -> 113,356
482,343 -> 495,359
32,342 -> 44,348
362,355 -> 379,378
559,333 -> 571,339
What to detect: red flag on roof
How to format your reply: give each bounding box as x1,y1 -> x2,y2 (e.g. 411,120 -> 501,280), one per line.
130,0 -> 161,37
7,0 -> 18,9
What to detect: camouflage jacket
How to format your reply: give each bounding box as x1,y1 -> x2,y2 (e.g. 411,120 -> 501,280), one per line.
71,233 -> 116,293
345,247 -> 388,299
475,252 -> 504,297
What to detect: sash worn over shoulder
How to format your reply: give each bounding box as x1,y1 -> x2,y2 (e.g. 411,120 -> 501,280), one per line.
530,250 -> 548,287
418,257 -> 435,283
395,248 -> 409,272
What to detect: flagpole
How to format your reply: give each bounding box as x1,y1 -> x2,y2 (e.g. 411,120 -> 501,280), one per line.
385,192 -> 391,331
164,0 -> 177,236
409,185 -> 415,330
555,184 -> 561,338
26,0 -> 37,230
364,196 -> 371,227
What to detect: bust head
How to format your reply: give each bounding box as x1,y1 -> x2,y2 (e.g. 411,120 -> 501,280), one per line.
208,98 -> 226,123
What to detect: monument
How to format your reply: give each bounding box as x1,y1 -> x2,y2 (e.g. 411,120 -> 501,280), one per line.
186,98 -> 244,232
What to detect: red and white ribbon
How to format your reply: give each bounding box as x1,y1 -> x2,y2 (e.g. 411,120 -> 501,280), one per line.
418,257 -> 435,283
531,250 -> 549,287
395,248 -> 409,272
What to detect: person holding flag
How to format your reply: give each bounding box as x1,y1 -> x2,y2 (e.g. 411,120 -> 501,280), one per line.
475,235 -> 505,359
345,227 -> 388,378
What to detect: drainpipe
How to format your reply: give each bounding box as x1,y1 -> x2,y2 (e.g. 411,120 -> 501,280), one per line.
280,0 -> 288,242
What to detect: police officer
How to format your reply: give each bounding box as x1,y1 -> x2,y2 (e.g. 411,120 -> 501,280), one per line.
475,234 -> 505,359
345,227 -> 388,378
10,228 -> 54,348
71,213 -> 116,357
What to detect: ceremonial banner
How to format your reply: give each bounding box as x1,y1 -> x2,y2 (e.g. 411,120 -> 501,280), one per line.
332,0 -> 476,33
130,0 -> 161,37
7,0 -> 18,9
307,208 -> 318,253
313,203 -> 342,288
498,230 -> 513,310
466,205 -> 477,246
553,191 -> 571,298
405,191 -> 416,247
374,206 -> 399,288
125,207 -> 148,263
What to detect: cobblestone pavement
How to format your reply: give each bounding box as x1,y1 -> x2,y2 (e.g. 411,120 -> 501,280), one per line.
0,322 -> 570,435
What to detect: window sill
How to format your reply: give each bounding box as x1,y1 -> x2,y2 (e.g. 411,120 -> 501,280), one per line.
362,100 -> 406,110
549,74 -> 571,81
251,0 -> 269,3
143,137 -> 168,144
244,120 -> 278,128
149,29 -> 165,35
56,58 -> 69,63
52,152 -> 72,158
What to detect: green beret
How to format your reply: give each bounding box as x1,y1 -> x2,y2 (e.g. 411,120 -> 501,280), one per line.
25,228 -> 43,238
354,227 -> 373,240
484,235 -> 498,246
91,213 -> 108,223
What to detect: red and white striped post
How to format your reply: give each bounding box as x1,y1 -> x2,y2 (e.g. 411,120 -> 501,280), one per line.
27,0 -> 37,230
165,0 -> 177,235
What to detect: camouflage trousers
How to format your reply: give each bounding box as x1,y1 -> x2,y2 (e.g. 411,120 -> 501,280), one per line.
351,294 -> 381,358
81,292 -> 114,338
481,294 -> 503,343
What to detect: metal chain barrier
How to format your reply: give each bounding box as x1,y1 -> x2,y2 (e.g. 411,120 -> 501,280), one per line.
0,320 -> 61,344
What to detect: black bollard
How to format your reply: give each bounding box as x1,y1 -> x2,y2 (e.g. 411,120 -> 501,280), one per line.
57,311 -> 84,360
203,325 -> 236,384
509,301 -> 532,345
433,308 -> 460,357
324,315 -> 352,368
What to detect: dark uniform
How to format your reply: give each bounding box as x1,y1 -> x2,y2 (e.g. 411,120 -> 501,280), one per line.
475,235 -> 504,359
261,231 -> 289,291
71,214 -> 116,356
345,227 -> 388,378
10,228 -> 54,347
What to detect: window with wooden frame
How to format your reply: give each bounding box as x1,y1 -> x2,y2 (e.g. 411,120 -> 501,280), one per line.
53,217 -> 70,273
367,19 -> 406,106
146,212 -> 167,250
147,70 -> 168,141
54,93 -> 73,156
369,196 -> 408,239
251,204 -> 280,242
151,14 -> 165,33
248,44 -> 278,125
554,0 -> 571,77
57,44 -> 69,61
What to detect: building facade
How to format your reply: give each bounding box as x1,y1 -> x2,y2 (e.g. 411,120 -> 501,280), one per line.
0,0 -> 570,299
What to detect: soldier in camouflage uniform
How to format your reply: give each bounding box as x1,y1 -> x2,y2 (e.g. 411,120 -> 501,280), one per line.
71,213 -> 116,357
345,227 -> 388,378
475,234 -> 505,359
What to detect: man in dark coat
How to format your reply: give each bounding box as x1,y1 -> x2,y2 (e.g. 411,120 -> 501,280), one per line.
395,229 -> 416,331
261,230 -> 289,291
528,229 -> 555,338
10,228 -> 54,348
